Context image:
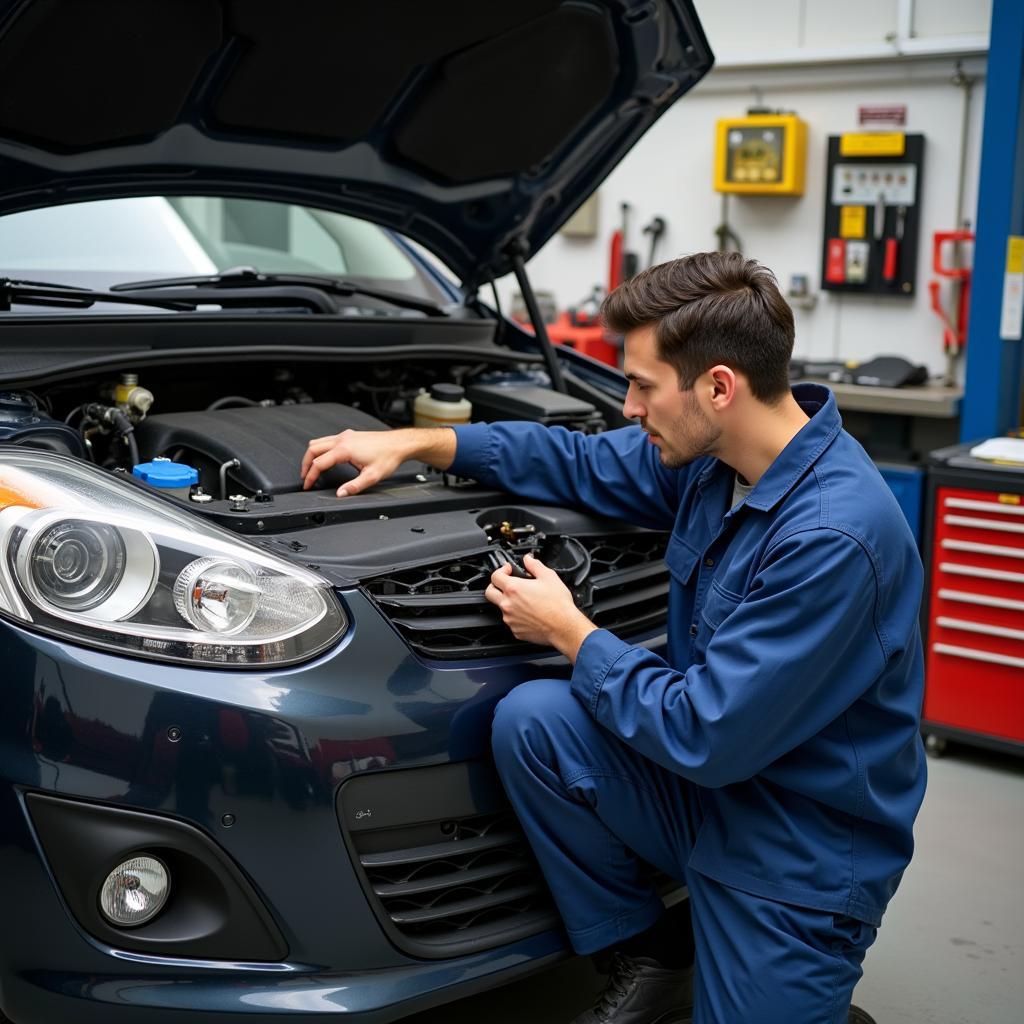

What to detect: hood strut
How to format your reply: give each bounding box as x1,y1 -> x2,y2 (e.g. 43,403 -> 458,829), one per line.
507,243 -> 568,394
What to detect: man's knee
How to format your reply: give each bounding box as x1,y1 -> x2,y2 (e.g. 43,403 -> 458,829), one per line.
491,678 -> 583,769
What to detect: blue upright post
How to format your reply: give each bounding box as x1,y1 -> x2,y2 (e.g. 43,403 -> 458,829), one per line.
960,0 -> 1024,442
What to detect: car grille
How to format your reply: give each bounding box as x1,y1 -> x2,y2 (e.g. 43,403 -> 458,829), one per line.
338,763 -> 560,958
355,810 -> 559,956
364,532 -> 670,659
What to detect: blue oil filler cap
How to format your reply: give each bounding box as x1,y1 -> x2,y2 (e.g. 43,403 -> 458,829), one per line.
132,460 -> 199,489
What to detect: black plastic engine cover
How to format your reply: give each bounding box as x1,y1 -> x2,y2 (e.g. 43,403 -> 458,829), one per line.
135,402 -> 410,495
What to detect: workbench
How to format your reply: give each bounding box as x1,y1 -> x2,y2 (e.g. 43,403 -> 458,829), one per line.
826,381 -> 963,418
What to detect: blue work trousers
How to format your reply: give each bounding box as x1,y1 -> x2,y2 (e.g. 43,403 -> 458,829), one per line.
492,679 -> 878,1024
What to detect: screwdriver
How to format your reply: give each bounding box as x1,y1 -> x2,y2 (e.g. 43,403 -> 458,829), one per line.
884,205 -> 906,283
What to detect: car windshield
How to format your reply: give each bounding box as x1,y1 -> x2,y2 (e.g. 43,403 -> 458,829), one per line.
0,195 -> 451,311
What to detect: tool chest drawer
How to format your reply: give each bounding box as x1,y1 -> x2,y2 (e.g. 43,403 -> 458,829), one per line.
924,485 -> 1024,745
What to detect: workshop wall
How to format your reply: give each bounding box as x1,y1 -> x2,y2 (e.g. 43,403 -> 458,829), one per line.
495,1 -> 991,381
699,0 -> 990,56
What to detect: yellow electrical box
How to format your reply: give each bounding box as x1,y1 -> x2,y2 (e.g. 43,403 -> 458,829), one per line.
714,114 -> 807,196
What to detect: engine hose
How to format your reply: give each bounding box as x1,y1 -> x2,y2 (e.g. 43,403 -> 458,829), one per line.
108,408 -> 139,467
219,458 -> 242,500
125,431 -> 140,468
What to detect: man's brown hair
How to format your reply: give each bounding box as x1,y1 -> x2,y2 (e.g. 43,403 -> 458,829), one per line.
601,251 -> 795,403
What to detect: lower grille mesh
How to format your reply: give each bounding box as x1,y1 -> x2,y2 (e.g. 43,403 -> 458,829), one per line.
340,763 -> 560,957
350,798 -> 561,958
356,811 -> 557,948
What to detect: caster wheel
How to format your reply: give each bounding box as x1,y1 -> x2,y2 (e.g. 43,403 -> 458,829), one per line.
924,734 -> 948,757
849,1006 -> 878,1024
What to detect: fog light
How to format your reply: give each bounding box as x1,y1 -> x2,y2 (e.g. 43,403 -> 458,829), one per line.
99,855 -> 170,927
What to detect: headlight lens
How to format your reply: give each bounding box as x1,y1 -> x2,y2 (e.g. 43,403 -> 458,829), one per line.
30,520 -> 126,611
174,557 -> 260,634
0,451 -> 346,666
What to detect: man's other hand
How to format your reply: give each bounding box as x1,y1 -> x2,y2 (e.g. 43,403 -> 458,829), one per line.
301,429 -> 408,497
301,427 -> 457,497
485,554 -> 597,662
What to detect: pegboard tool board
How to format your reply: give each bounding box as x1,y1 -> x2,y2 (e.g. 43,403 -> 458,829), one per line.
820,133 -> 925,296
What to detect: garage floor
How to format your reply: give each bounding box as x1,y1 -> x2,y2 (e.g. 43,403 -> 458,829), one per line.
400,744 -> 1024,1024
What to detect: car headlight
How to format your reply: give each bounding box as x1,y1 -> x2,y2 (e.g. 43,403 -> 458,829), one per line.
0,450 -> 345,666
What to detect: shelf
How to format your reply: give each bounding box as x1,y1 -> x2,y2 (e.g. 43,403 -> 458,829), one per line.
800,380 -> 963,418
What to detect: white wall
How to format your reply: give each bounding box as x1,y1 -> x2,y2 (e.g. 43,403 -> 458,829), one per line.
700,0 -> 990,58
495,1 -> 991,380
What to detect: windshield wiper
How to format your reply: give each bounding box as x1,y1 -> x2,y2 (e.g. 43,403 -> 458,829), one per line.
0,278 -> 194,312
110,267 -> 448,317
1,276 -> 350,315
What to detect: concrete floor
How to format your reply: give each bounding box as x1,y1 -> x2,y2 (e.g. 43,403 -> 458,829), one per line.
400,742 -> 1024,1024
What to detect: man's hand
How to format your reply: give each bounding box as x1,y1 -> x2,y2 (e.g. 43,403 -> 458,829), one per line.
485,554 -> 597,662
301,427 -> 456,497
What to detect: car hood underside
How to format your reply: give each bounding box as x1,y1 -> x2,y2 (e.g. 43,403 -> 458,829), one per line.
0,0 -> 711,288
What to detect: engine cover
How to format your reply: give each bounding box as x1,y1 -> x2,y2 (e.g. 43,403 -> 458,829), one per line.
135,402 -> 400,495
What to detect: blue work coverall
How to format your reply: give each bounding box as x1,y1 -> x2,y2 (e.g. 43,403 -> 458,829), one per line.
450,383 -> 927,1023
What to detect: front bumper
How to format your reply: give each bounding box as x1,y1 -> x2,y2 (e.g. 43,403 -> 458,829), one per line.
0,590 -> 668,1022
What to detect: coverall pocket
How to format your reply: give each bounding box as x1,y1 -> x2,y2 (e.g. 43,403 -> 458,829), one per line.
694,582 -> 742,659
700,581 -> 743,630
665,534 -> 700,585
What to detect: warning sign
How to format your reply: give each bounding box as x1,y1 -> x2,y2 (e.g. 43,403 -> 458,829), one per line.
858,106 -> 907,127
1000,236 -> 1024,340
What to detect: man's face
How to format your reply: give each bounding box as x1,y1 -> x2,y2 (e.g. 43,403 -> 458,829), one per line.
622,325 -> 721,468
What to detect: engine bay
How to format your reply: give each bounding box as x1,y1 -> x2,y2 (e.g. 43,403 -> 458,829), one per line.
0,356 -> 669,659
2,354 -> 609,486
0,355 -> 628,564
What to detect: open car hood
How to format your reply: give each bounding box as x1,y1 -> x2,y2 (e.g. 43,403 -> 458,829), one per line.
0,0 -> 711,289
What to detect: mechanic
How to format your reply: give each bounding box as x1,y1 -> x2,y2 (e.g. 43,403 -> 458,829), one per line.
301,252 -> 927,1024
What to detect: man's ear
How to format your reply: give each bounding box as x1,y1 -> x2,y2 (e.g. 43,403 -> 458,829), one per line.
707,365 -> 738,407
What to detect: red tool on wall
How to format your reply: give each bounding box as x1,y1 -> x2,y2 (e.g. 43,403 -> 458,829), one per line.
608,202 -> 639,290
928,230 -> 974,359
608,213 -> 624,292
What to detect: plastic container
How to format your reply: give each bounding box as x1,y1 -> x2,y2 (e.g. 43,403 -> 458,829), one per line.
413,384 -> 473,428
133,458 -> 199,499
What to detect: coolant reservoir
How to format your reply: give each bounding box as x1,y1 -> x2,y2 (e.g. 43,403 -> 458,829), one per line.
413,384 -> 472,428
133,458 -> 199,499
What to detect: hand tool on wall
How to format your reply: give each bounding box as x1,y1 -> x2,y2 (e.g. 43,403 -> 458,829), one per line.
714,192 -> 743,253
607,212 -> 624,292
642,216 -> 667,268
928,230 -> 974,364
872,186 -> 888,268
873,191 -> 886,242
620,202 -> 639,281
883,205 -> 906,282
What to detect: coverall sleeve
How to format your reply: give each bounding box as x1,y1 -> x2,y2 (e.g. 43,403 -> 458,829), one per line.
569,527 -> 889,787
449,421 -> 682,531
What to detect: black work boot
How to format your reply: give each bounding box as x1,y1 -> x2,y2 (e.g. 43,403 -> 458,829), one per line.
569,952 -> 693,1024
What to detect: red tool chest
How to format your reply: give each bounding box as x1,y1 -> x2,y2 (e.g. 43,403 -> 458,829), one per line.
922,445 -> 1024,755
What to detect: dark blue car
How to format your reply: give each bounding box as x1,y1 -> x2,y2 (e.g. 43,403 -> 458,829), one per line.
0,3 -> 712,1021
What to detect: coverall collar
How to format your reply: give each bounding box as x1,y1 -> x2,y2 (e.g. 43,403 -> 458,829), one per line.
697,383 -> 842,513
